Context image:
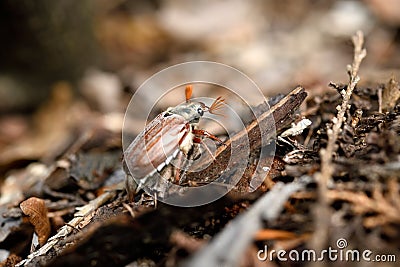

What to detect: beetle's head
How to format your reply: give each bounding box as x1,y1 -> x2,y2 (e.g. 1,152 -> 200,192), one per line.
166,85 -> 225,124
167,101 -> 207,123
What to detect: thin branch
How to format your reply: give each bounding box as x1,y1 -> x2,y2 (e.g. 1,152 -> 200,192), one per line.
312,31 -> 367,251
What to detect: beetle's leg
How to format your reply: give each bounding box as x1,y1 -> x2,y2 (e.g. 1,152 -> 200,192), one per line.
125,173 -> 138,202
178,124 -> 191,146
193,137 -> 201,143
153,193 -> 157,208
192,129 -> 224,145
193,137 -> 217,161
173,151 -> 184,184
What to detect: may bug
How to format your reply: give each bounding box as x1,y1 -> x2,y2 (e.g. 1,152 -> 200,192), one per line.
124,85 -> 225,201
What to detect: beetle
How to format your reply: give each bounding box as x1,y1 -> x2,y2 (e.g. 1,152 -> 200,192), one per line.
124,85 -> 225,201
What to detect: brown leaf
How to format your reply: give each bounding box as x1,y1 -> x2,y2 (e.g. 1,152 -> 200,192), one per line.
20,197 -> 51,246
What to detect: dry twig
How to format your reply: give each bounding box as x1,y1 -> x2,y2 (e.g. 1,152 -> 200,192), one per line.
326,186 -> 400,228
312,31 -> 367,251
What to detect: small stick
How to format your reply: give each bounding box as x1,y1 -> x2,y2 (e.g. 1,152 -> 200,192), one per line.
311,31 -> 367,252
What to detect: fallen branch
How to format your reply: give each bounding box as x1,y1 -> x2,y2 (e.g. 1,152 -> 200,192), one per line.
182,177 -> 309,267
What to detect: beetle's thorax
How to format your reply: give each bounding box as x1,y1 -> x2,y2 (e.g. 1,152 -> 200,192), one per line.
166,101 -> 205,124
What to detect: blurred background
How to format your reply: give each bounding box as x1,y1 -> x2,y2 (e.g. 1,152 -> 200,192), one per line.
0,0 -> 399,174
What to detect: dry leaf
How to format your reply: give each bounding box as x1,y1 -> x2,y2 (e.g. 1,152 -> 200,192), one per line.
20,197 -> 51,246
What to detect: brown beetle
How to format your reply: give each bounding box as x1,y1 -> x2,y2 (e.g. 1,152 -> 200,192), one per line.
124,85 -> 225,201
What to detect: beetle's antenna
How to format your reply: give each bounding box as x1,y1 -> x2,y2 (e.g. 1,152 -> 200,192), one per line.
208,96 -> 225,116
185,85 -> 193,102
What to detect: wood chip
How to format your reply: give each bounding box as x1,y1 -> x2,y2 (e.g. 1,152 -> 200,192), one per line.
382,76 -> 400,111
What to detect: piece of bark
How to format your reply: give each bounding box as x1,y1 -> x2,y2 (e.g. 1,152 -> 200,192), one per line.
382,76 -> 400,112
186,86 -> 307,186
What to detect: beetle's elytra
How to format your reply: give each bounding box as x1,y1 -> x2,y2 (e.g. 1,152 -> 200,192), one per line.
124,85 -> 225,201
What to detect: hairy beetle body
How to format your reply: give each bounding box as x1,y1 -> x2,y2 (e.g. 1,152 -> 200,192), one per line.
124,85 -> 225,200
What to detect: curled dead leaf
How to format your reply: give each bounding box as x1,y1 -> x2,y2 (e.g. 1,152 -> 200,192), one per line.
20,197 -> 51,246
